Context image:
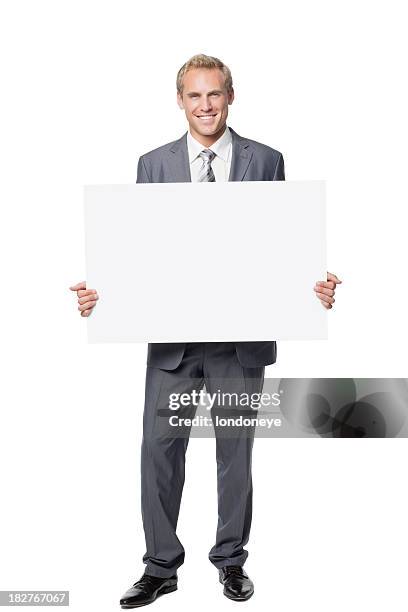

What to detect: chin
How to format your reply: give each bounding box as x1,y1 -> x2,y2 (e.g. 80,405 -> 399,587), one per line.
195,127 -> 214,136
198,123 -> 220,133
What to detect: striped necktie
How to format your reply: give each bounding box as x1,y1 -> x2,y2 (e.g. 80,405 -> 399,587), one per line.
198,149 -> 216,182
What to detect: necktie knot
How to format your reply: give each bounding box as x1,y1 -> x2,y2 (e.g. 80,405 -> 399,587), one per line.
199,148 -> 216,163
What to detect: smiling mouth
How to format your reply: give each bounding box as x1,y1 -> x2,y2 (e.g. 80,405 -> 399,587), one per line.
196,114 -> 217,120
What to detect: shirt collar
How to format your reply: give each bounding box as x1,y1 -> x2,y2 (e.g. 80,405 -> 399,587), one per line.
187,125 -> 232,164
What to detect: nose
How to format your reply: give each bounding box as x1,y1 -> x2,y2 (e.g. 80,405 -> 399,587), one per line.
200,97 -> 213,112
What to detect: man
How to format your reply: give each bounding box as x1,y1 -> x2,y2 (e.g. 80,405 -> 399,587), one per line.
70,54 -> 341,607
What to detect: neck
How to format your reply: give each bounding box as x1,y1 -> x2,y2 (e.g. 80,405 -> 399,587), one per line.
189,124 -> 227,148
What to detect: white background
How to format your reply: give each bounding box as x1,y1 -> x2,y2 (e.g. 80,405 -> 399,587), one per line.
1,1 -> 407,611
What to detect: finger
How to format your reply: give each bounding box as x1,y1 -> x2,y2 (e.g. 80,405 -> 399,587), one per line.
318,293 -> 335,304
318,298 -> 333,309
316,292 -> 335,305
78,300 -> 97,312
313,286 -> 334,297
69,281 -> 86,291
315,281 -> 335,290
77,289 -> 98,298
327,272 -> 342,284
80,308 -> 92,317
78,294 -> 99,305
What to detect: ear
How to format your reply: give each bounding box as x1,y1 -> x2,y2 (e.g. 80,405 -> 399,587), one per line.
177,92 -> 184,110
228,88 -> 235,105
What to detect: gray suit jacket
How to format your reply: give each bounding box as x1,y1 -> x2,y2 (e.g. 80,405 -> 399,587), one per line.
136,126 -> 285,370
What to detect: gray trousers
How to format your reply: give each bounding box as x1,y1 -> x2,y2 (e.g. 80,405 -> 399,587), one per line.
141,342 -> 265,577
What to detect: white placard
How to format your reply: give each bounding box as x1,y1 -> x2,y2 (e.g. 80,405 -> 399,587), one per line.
84,181 -> 327,342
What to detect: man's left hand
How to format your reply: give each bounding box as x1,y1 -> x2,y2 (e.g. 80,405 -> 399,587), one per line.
314,272 -> 342,309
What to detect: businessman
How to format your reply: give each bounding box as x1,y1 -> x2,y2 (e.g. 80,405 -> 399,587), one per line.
70,54 -> 341,607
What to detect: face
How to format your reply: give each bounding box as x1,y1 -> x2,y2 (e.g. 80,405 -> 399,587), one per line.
177,67 -> 234,145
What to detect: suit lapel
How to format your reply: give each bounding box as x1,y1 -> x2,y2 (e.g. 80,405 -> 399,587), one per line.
169,133 -> 192,182
228,127 -> 253,182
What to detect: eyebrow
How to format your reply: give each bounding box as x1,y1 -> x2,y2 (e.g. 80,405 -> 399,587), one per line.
186,89 -> 223,96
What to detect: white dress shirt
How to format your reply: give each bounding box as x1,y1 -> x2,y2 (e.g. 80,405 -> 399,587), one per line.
187,125 -> 232,182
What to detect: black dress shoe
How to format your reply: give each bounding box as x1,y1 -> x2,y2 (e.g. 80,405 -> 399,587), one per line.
219,565 -> 254,601
120,573 -> 177,608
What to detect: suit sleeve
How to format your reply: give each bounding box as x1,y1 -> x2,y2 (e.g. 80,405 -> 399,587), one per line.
273,153 -> 285,181
136,155 -> 151,183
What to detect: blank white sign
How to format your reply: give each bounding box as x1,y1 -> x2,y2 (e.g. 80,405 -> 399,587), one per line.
84,181 -> 327,343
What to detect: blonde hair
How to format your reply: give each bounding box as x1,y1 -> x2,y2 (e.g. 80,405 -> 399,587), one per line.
176,54 -> 233,95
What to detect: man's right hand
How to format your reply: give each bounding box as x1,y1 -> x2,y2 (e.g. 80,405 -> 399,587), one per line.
69,281 -> 99,317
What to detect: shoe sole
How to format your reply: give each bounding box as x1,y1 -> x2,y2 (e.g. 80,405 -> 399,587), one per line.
120,584 -> 178,608
223,590 -> 254,602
